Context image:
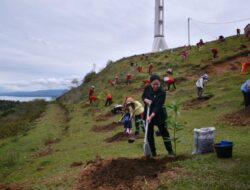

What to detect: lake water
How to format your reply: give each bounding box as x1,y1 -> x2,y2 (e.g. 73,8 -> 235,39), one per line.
0,96 -> 53,102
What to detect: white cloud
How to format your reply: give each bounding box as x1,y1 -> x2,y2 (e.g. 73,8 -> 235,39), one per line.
0,0 -> 249,91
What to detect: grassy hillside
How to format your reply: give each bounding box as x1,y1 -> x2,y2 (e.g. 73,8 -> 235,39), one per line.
0,35 -> 250,190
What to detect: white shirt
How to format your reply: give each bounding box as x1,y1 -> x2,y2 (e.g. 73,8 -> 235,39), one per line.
196,77 -> 207,88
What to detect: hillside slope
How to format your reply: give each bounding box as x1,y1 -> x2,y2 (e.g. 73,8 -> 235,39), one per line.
0,35 -> 250,190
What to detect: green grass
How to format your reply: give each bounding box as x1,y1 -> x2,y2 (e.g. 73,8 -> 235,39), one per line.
0,35 -> 250,189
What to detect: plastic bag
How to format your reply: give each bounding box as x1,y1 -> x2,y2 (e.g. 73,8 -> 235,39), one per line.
192,127 -> 215,155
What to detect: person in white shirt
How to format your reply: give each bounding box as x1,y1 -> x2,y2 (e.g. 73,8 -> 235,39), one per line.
196,74 -> 209,98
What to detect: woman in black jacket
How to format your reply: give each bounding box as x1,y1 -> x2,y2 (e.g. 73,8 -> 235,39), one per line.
142,74 -> 174,157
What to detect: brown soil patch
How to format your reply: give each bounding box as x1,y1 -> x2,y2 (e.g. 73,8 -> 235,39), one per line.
104,132 -> 144,143
71,161 -> 84,167
183,95 -> 213,110
96,111 -> 114,122
206,60 -> 241,75
0,183 -> 23,190
104,132 -> 128,143
92,122 -> 122,132
44,138 -> 60,146
224,107 -> 250,126
75,156 -> 187,190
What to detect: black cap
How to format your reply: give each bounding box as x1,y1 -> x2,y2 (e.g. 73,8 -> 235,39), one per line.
150,74 -> 161,82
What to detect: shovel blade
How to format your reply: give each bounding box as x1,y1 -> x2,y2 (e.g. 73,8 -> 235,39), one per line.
144,143 -> 152,157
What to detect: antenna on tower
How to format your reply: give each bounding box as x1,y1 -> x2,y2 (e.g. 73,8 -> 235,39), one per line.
152,0 -> 168,52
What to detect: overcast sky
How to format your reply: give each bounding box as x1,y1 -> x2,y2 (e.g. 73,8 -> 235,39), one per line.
0,0 -> 250,92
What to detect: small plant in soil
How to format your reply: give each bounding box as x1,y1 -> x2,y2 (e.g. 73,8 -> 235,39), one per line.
167,101 -> 184,156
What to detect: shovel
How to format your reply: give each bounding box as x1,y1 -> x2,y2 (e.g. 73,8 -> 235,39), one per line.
144,104 -> 152,157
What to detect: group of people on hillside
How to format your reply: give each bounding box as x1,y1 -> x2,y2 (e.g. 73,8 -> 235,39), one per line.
86,32 -> 250,157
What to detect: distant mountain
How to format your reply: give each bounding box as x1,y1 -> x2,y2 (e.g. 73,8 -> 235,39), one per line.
0,89 -> 69,97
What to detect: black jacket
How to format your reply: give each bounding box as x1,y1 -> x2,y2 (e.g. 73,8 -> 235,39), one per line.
142,85 -> 167,125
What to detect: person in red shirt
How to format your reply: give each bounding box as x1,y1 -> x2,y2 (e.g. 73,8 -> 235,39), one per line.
211,48 -> 219,59
148,63 -> 154,75
126,73 -> 132,85
241,54 -> 250,75
136,65 -> 143,73
181,50 -> 188,60
90,95 -> 97,103
105,93 -> 113,106
143,79 -> 151,87
163,69 -> 176,91
109,79 -> 115,86
88,86 -> 95,104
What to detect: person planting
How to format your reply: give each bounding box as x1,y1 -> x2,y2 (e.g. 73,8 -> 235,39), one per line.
126,73 -> 132,85
211,48 -> 219,59
241,54 -> 250,75
126,97 -> 145,135
88,86 -> 95,104
142,74 -> 174,157
163,69 -> 176,91
105,93 -> 113,107
241,79 -> 250,108
196,74 -> 209,98
148,63 -> 154,75
136,65 -> 143,73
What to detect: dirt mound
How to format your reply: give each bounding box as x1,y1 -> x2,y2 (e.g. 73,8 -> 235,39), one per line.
104,132 -> 144,143
224,107 -> 250,126
92,122 -> 122,132
75,156 -> 186,190
0,183 -> 23,190
71,161 -> 84,167
104,132 -> 128,143
96,111 -> 114,122
183,95 -> 213,110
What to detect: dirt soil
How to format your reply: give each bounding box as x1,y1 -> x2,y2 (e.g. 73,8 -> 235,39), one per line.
96,111 -> 115,122
92,122 -> 122,132
75,156 -> 187,190
104,132 -> 143,143
0,183 -> 23,190
224,107 -> 250,126
183,95 -> 213,110
205,58 -> 242,75
185,56 -> 244,80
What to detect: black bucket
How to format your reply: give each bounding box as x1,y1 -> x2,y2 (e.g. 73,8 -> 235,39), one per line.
214,140 -> 233,158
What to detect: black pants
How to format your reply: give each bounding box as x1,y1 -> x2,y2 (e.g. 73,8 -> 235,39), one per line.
168,83 -> 176,90
197,87 -> 203,98
105,99 -> 112,106
242,91 -> 250,108
147,122 -> 173,156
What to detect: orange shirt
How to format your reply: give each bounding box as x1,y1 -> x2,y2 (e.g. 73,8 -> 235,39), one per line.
241,61 -> 250,75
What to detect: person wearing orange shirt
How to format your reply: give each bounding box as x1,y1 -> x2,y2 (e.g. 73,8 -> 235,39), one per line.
241,54 -> 250,75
